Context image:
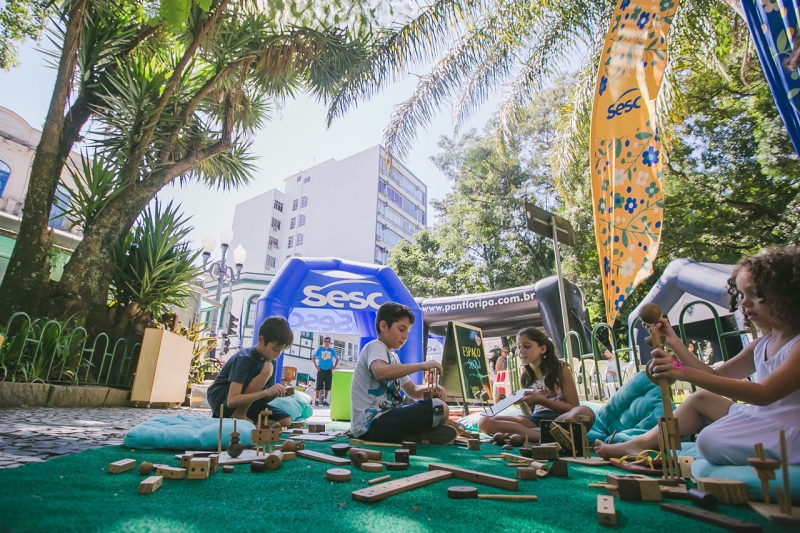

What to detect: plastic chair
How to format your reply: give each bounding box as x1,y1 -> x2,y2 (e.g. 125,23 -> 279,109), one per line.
493,370 -> 509,400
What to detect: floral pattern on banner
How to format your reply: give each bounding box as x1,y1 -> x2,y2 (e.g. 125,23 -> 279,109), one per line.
589,0 -> 679,325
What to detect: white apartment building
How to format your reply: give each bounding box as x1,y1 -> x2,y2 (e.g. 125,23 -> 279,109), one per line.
200,145 -> 428,383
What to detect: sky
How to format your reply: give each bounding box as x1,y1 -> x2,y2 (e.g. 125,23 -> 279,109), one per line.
0,40 -> 500,255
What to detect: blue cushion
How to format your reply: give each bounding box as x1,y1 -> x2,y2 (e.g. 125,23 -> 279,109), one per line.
269,392 -> 314,421
588,371 -> 667,443
123,415 -> 256,450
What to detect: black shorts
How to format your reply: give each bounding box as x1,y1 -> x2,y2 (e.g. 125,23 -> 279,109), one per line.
525,409 -> 558,427
211,396 -> 291,424
315,369 -> 333,391
359,399 -> 436,443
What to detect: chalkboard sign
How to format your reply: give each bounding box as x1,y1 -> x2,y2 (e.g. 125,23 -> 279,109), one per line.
440,321 -> 494,409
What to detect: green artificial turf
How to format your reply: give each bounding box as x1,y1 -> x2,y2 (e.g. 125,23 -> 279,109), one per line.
0,438 -> 793,533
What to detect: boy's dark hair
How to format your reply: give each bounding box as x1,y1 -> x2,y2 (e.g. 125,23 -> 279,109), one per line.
727,246 -> 800,331
258,316 -> 293,347
375,302 -> 415,333
517,327 -> 563,393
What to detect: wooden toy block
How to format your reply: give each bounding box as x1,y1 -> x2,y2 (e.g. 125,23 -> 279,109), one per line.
660,503 -> 763,532
446,486 -> 538,501
369,475 -> 391,485
352,470 -> 453,503
606,475 -> 643,501
188,458 -> 210,480
296,449 -> 351,466
251,461 -> 267,473
361,462 -> 384,473
289,421 -> 307,429
549,423 -> 573,453
660,484 -> 690,499
331,444 -> 351,456
562,456 -> 610,466
108,459 -> 136,474
281,451 -> 296,461
265,451 -> 282,470
500,452 -> 533,464
696,478 -> 748,506
208,454 -> 218,474
395,449 -> 410,464
748,501 -> 800,525
156,465 -> 186,480
350,451 -> 369,468
385,462 -> 408,471
138,476 -> 163,494
528,445 -> 560,461
516,467 -> 540,480
687,488 -> 719,510
597,495 -> 617,526
256,409 -> 272,429
749,442 -> 779,506
678,456 -> 694,478
138,462 -> 154,476
326,468 -> 351,482
637,477 -> 662,502
280,439 -> 299,453
221,465 -> 234,473
179,453 -> 195,469
401,442 -> 417,455
251,428 -> 282,444
467,439 -> 481,450
308,423 -> 325,433
350,439 -> 402,447
428,463 -> 519,491
350,448 -> 382,461
549,459 -> 568,478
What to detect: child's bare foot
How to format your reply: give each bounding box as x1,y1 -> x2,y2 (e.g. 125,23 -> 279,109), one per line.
231,407 -> 251,423
594,439 -> 644,460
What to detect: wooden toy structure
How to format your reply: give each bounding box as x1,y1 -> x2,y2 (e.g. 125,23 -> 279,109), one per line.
423,368 -> 440,400
251,410 -> 281,456
639,303 -> 681,481
747,430 -> 800,525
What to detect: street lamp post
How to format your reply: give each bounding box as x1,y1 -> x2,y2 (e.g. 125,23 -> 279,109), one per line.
201,227 -> 247,337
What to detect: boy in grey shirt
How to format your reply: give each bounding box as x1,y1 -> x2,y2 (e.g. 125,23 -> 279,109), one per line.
350,302 -> 456,444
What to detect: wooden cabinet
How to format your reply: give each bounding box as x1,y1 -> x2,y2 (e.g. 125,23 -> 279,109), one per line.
131,328 -> 194,404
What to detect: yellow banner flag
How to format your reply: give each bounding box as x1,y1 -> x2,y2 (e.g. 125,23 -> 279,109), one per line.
590,0 -> 679,325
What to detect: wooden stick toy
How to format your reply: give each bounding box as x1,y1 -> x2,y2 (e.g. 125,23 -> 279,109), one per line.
352,470 -> 453,503
447,486 -> 537,501
227,420 -> 244,459
369,475 -> 391,485
748,442 -> 779,505
639,303 -> 681,481
779,429 -> 792,516
296,449 -> 351,466
428,463 -> 519,491
659,503 -> 763,533
218,404 -> 224,454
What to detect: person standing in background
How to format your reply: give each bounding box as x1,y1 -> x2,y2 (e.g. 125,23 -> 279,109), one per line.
312,336 -> 339,406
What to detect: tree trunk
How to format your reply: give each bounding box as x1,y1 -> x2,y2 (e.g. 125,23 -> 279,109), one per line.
47,181 -> 156,334
0,0 -> 87,325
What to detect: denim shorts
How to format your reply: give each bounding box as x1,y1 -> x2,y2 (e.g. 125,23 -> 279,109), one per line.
359,399 -> 438,443
525,409 -> 558,427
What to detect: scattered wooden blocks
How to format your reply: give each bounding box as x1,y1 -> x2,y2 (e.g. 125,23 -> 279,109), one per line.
331,444 -> 351,456
527,445 -> 560,461
281,451 -> 296,461
156,465 -> 186,480
250,461 -> 267,473
637,477 -> 662,502
361,462 -> 384,473
350,451 -> 368,468
326,468 -> 351,482
401,442 -> 417,455
597,495 -> 617,526
467,439 -> 481,450
296,449 -> 351,466
428,463 -> 518,491
208,454 -> 219,474
179,454 -> 194,469
516,467 -> 540,481
188,458 -> 210,480
265,450 -> 282,470
280,439 -> 299,453
549,459 -> 569,478
350,448 -> 382,461
385,462 -> 408,471
138,476 -> 163,494
108,459 -> 136,474
222,465 -> 234,474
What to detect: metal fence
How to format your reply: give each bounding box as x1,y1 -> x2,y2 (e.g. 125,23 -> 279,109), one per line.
0,312 -> 140,388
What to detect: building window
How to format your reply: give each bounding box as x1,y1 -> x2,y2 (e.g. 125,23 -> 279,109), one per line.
265,255 -> 277,270
304,176 -> 311,183
383,228 -> 400,247
374,245 -> 388,265
292,199 -> 298,210
296,233 -> 304,246
268,237 -> 279,249
300,196 -> 308,208
296,176 -> 301,182
288,236 -> 294,248
298,214 -> 306,226
290,217 -> 296,229
245,296 -> 259,327
271,217 -> 281,231
48,184 -> 72,230
378,180 -> 387,196
0,160 -> 10,197
333,339 -> 345,359
387,186 -> 403,207
273,200 -> 283,212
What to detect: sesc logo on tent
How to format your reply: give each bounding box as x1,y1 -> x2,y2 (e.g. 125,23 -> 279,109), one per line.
300,280 -> 384,310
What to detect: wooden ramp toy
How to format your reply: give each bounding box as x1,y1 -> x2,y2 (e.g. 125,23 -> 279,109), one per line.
428,463 -> 518,491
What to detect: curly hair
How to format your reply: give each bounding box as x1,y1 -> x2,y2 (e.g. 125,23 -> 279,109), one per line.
517,327 -> 564,392
727,246 -> 800,332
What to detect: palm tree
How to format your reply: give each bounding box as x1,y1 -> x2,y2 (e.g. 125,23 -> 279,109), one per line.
328,0 -> 741,194
0,0 -> 373,331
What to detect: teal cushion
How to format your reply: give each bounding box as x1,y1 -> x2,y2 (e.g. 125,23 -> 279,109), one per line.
588,371 -> 667,443
269,392 -> 314,421
681,442 -> 800,504
123,415 -> 256,450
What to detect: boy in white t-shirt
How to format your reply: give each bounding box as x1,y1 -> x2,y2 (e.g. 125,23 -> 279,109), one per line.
350,302 -> 456,444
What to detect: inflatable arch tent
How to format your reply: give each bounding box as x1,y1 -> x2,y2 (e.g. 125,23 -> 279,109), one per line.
418,276 -> 592,359
252,257 -> 424,384
628,259 -> 747,363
